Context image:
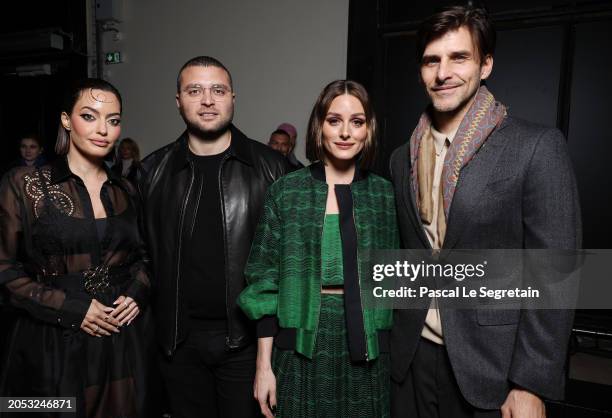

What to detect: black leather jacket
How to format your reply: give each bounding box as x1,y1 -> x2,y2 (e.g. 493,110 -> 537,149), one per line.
140,125 -> 287,356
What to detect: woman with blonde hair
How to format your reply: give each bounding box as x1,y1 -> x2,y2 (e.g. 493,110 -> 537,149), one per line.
112,137 -> 142,183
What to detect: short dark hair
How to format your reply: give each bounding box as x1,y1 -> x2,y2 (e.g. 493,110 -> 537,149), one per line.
55,78 -> 122,155
306,80 -> 376,169
270,129 -> 290,139
416,5 -> 496,64
176,56 -> 233,92
20,133 -> 43,148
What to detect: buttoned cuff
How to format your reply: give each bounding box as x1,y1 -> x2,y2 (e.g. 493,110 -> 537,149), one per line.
57,295 -> 91,330
125,279 -> 148,309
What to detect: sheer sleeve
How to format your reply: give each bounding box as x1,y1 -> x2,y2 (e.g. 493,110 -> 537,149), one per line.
124,250 -> 150,309
121,177 -> 150,308
0,170 -> 90,329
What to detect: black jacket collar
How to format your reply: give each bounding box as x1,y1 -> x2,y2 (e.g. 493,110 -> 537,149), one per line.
170,124 -> 254,174
309,161 -> 369,183
50,156 -> 123,185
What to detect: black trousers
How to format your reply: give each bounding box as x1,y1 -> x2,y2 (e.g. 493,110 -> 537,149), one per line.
159,328 -> 258,418
392,338 -> 501,418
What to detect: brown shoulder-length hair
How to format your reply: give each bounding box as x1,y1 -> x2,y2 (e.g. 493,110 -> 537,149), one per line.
306,80 -> 376,169
55,78 -> 123,155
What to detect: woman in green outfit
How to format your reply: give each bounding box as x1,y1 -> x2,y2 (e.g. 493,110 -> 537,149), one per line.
238,80 -> 399,417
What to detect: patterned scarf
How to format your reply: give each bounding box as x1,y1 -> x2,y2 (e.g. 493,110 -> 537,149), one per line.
410,86 -> 507,221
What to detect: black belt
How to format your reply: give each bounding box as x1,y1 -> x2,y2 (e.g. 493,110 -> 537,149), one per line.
42,265 -> 131,295
321,284 -> 344,290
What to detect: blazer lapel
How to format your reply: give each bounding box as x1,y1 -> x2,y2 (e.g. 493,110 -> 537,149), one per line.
401,146 -> 430,249
442,128 -> 508,250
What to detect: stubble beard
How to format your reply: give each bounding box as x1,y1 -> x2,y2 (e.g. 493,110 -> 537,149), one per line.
181,107 -> 234,141
429,82 -> 480,121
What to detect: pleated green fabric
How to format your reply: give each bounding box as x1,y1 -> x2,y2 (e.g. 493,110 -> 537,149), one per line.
273,295 -> 390,418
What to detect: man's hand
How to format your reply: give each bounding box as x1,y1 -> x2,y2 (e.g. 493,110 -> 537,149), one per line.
501,388 -> 545,418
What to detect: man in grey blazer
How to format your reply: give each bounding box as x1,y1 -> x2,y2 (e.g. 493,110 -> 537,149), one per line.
389,5 -> 581,418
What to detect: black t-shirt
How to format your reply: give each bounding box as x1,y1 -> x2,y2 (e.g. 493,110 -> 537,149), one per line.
183,149 -> 228,321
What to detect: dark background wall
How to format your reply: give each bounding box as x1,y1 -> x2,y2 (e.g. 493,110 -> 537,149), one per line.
0,1 -> 88,170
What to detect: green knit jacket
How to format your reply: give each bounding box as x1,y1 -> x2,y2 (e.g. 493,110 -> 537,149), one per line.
237,165 -> 399,360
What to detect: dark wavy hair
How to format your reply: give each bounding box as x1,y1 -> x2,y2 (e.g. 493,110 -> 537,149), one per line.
306,80 -> 377,169
416,5 -> 496,64
55,78 -> 122,155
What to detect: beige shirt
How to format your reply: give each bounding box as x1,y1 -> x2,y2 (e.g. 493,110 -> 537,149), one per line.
421,125 -> 456,345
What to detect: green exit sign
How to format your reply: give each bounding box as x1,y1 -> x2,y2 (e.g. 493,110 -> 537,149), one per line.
105,51 -> 122,64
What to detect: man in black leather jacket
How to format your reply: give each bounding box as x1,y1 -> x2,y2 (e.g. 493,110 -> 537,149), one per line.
140,56 -> 287,418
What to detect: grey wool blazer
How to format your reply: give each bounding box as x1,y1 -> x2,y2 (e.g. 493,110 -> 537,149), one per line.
389,116 -> 582,409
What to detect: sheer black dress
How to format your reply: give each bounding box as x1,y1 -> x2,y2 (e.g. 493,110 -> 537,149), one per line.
0,157 -> 151,418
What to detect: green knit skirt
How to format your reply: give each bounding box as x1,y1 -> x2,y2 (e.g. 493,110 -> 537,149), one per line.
272,294 -> 390,418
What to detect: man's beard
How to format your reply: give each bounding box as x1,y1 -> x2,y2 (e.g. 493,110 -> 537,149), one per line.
429,81 -> 480,116
180,108 -> 233,141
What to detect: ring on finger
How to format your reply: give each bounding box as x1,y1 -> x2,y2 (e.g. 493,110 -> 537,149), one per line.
94,324 -> 100,333
123,301 -> 129,307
